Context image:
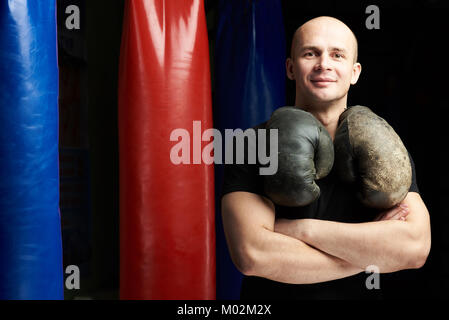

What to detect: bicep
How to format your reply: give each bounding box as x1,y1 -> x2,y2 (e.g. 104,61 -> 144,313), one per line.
221,192 -> 275,271
221,191 -> 276,235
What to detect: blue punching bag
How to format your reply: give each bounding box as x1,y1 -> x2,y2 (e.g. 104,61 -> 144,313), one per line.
0,1 -> 63,299
214,0 -> 286,299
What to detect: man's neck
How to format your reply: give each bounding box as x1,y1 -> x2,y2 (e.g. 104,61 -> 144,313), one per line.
294,99 -> 347,140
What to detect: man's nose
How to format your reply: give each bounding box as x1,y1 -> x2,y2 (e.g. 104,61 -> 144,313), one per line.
314,55 -> 332,71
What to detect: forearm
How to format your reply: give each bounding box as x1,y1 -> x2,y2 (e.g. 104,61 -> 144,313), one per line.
245,227 -> 363,284
222,191 -> 363,285
277,219 -> 421,273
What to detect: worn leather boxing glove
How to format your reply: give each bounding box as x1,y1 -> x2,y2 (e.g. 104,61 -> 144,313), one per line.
334,105 -> 412,209
264,106 -> 334,207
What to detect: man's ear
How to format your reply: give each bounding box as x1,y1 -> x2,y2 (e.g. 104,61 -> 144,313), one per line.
350,62 -> 362,85
286,58 -> 295,80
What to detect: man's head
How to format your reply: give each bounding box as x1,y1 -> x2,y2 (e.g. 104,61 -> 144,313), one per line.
286,16 -> 361,108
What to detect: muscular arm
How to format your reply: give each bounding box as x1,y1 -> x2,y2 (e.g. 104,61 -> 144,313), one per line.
221,191 -> 363,284
275,192 -> 431,273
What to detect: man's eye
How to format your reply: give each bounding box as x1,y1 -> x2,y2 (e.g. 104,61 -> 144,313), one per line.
334,53 -> 344,58
304,52 -> 314,57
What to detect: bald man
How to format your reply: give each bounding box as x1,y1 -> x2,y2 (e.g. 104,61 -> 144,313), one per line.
221,16 -> 431,299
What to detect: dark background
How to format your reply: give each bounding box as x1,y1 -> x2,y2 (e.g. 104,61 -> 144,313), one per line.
58,0 -> 448,299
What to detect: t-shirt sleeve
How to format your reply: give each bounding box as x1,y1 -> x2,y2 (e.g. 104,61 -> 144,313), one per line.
408,151 -> 419,194
221,124 -> 267,198
221,161 -> 265,197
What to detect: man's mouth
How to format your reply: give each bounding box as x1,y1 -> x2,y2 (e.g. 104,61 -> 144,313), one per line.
310,78 -> 336,87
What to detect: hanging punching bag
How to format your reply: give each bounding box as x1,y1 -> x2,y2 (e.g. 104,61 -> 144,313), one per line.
214,0 -> 286,299
119,0 -> 215,299
0,1 -> 63,299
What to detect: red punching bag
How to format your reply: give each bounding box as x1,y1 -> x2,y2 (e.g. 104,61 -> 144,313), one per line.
118,0 -> 215,299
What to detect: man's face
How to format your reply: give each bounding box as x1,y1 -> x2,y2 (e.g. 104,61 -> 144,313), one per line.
287,19 -> 361,105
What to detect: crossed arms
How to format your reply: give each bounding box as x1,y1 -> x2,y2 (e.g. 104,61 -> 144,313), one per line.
221,191 -> 431,284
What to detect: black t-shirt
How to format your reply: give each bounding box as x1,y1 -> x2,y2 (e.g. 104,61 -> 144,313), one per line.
221,121 -> 419,300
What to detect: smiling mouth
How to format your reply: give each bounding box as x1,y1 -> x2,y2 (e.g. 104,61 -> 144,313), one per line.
310,79 -> 336,87
311,78 -> 336,82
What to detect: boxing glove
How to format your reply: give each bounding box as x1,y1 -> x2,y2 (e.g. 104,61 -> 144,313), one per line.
264,106 -> 334,207
334,105 -> 412,209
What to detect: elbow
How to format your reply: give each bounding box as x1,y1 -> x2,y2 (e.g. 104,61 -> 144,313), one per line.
230,244 -> 259,276
237,262 -> 256,277
406,237 -> 431,270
